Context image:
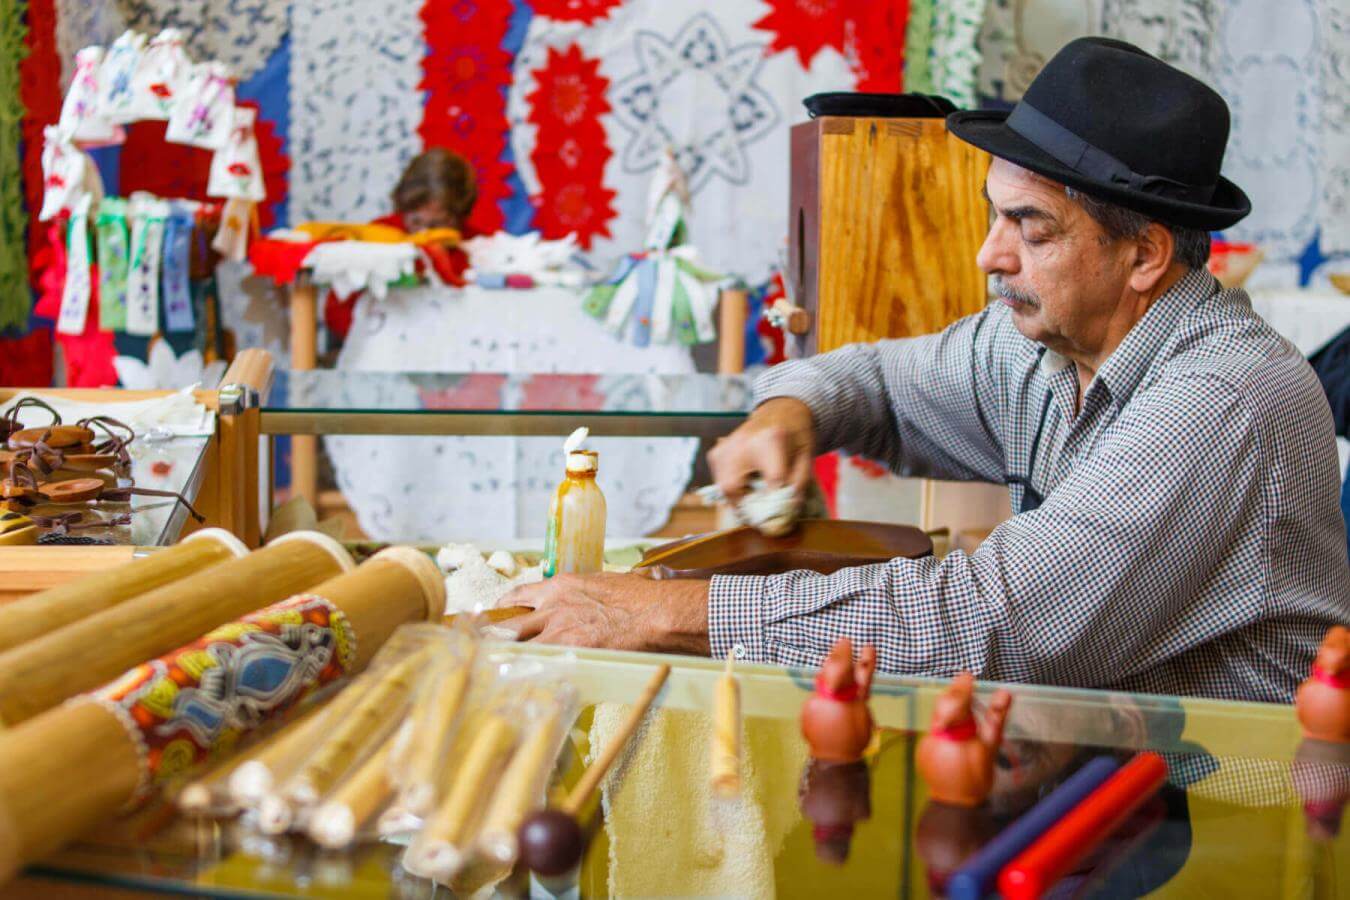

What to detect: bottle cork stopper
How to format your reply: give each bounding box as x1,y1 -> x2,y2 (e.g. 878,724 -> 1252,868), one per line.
565,451 -> 598,473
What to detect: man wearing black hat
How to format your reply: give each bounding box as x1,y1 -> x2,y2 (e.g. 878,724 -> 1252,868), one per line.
505,38 -> 1350,703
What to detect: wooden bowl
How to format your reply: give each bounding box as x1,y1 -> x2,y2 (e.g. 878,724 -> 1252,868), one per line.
7,425 -> 94,451
42,478 -> 105,503
634,519 -> 933,580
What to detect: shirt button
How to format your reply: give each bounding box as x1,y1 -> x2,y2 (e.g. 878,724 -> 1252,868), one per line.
732,643 -> 747,659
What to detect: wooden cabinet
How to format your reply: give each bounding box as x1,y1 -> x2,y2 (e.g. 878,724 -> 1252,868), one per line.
788,116 -> 990,353
788,115 -> 1009,537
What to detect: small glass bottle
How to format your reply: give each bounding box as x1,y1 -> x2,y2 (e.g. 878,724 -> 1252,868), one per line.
543,448 -> 606,577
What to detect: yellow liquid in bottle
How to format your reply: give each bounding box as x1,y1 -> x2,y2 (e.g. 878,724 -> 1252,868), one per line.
544,451 -> 606,577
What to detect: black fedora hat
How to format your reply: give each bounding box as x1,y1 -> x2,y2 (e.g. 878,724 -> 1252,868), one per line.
947,36 -> 1249,230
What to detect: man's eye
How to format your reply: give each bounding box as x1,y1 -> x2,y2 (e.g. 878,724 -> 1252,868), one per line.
1022,233 -> 1046,246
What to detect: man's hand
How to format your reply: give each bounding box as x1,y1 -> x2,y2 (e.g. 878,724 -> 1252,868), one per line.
708,397 -> 816,503
500,572 -> 711,654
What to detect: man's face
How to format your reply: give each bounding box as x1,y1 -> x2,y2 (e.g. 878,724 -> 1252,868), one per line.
976,158 -> 1135,357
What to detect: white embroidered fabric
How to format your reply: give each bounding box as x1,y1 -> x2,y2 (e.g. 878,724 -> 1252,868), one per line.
287,0 -> 426,223
114,0 -> 288,82
301,242 -> 421,301
55,1 -> 128,91
507,3 -> 858,284
322,284 -> 700,541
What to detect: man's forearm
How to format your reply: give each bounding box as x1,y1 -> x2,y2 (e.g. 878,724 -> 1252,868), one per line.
752,347 -> 894,460
648,578 -> 712,655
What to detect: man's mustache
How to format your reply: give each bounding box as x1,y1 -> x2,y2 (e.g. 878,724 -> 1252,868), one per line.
992,276 -> 1041,308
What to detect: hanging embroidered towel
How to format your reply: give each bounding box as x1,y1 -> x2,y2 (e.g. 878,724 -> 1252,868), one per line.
161,204 -> 196,333
59,47 -> 124,147
629,257 -> 660,348
39,127 -> 104,221
649,256 -> 677,345
96,197 -> 131,331
211,197 -> 256,262
126,195 -> 168,336
166,62 -> 236,150
928,0 -> 986,110
57,195 -> 95,336
206,106 -> 266,201
675,247 -> 720,344
97,31 -> 148,125
129,29 -> 192,122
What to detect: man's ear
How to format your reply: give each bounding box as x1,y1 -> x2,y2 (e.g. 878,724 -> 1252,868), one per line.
1127,221 -> 1175,293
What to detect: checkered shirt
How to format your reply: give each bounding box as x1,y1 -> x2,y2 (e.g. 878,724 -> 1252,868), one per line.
709,268 -> 1350,702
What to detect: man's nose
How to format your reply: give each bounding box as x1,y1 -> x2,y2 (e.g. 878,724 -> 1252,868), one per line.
975,220 -> 1018,276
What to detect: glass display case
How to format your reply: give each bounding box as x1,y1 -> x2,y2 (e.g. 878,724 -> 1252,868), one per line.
22,644 -> 1346,898
261,370 -> 757,535
0,353 -> 275,605
264,370 -> 754,438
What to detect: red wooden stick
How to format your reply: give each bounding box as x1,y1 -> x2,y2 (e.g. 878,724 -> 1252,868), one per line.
998,752 -> 1168,900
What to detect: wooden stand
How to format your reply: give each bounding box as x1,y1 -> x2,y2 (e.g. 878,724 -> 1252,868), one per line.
288,278 -> 320,510
717,288 -> 748,375
787,116 -> 1012,539
788,116 -> 990,354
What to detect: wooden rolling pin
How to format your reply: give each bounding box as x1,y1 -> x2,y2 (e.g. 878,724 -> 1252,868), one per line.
0,531 -> 354,726
0,528 -> 248,654
0,546 -> 444,885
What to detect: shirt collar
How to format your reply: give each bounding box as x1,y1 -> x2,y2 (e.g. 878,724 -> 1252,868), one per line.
1091,267 -> 1219,410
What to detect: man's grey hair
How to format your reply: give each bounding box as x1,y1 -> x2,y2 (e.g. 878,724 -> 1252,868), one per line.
1064,187 -> 1211,270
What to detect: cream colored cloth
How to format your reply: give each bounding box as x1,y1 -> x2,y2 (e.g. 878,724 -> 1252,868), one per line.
0,387 -> 214,436
589,704 -> 805,897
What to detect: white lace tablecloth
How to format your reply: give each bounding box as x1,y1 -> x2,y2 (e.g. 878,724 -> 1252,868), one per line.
326,284 -> 699,541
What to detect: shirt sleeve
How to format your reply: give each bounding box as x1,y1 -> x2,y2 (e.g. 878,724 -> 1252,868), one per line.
751,304 -> 1011,483
709,373 -> 1267,687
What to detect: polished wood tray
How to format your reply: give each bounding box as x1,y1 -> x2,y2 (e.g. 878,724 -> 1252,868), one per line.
634,519 -> 932,580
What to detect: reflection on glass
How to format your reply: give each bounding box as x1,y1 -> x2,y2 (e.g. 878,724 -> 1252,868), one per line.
272,371 -> 754,416
798,758 -> 872,865
1293,738 -> 1350,841
27,654 -> 1347,898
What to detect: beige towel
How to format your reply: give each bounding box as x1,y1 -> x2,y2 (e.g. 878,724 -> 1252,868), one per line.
590,704 -> 806,897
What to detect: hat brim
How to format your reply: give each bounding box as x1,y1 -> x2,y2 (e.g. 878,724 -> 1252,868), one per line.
947,110 -> 1250,231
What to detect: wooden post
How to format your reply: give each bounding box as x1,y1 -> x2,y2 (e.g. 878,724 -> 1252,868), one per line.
289,277 -> 319,509
717,288 -> 748,375
215,349 -> 276,547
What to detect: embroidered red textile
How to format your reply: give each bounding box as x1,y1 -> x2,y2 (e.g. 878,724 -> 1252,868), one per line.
420,0 -> 515,236
120,101 -> 289,230
248,238 -> 319,285
753,0 -> 909,90
527,44 -> 616,249
530,0 -> 622,25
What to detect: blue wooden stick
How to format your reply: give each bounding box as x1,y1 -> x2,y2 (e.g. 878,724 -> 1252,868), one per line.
946,755 -> 1121,900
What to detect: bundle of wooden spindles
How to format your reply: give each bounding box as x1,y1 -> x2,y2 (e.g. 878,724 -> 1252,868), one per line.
179,624 -> 578,889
